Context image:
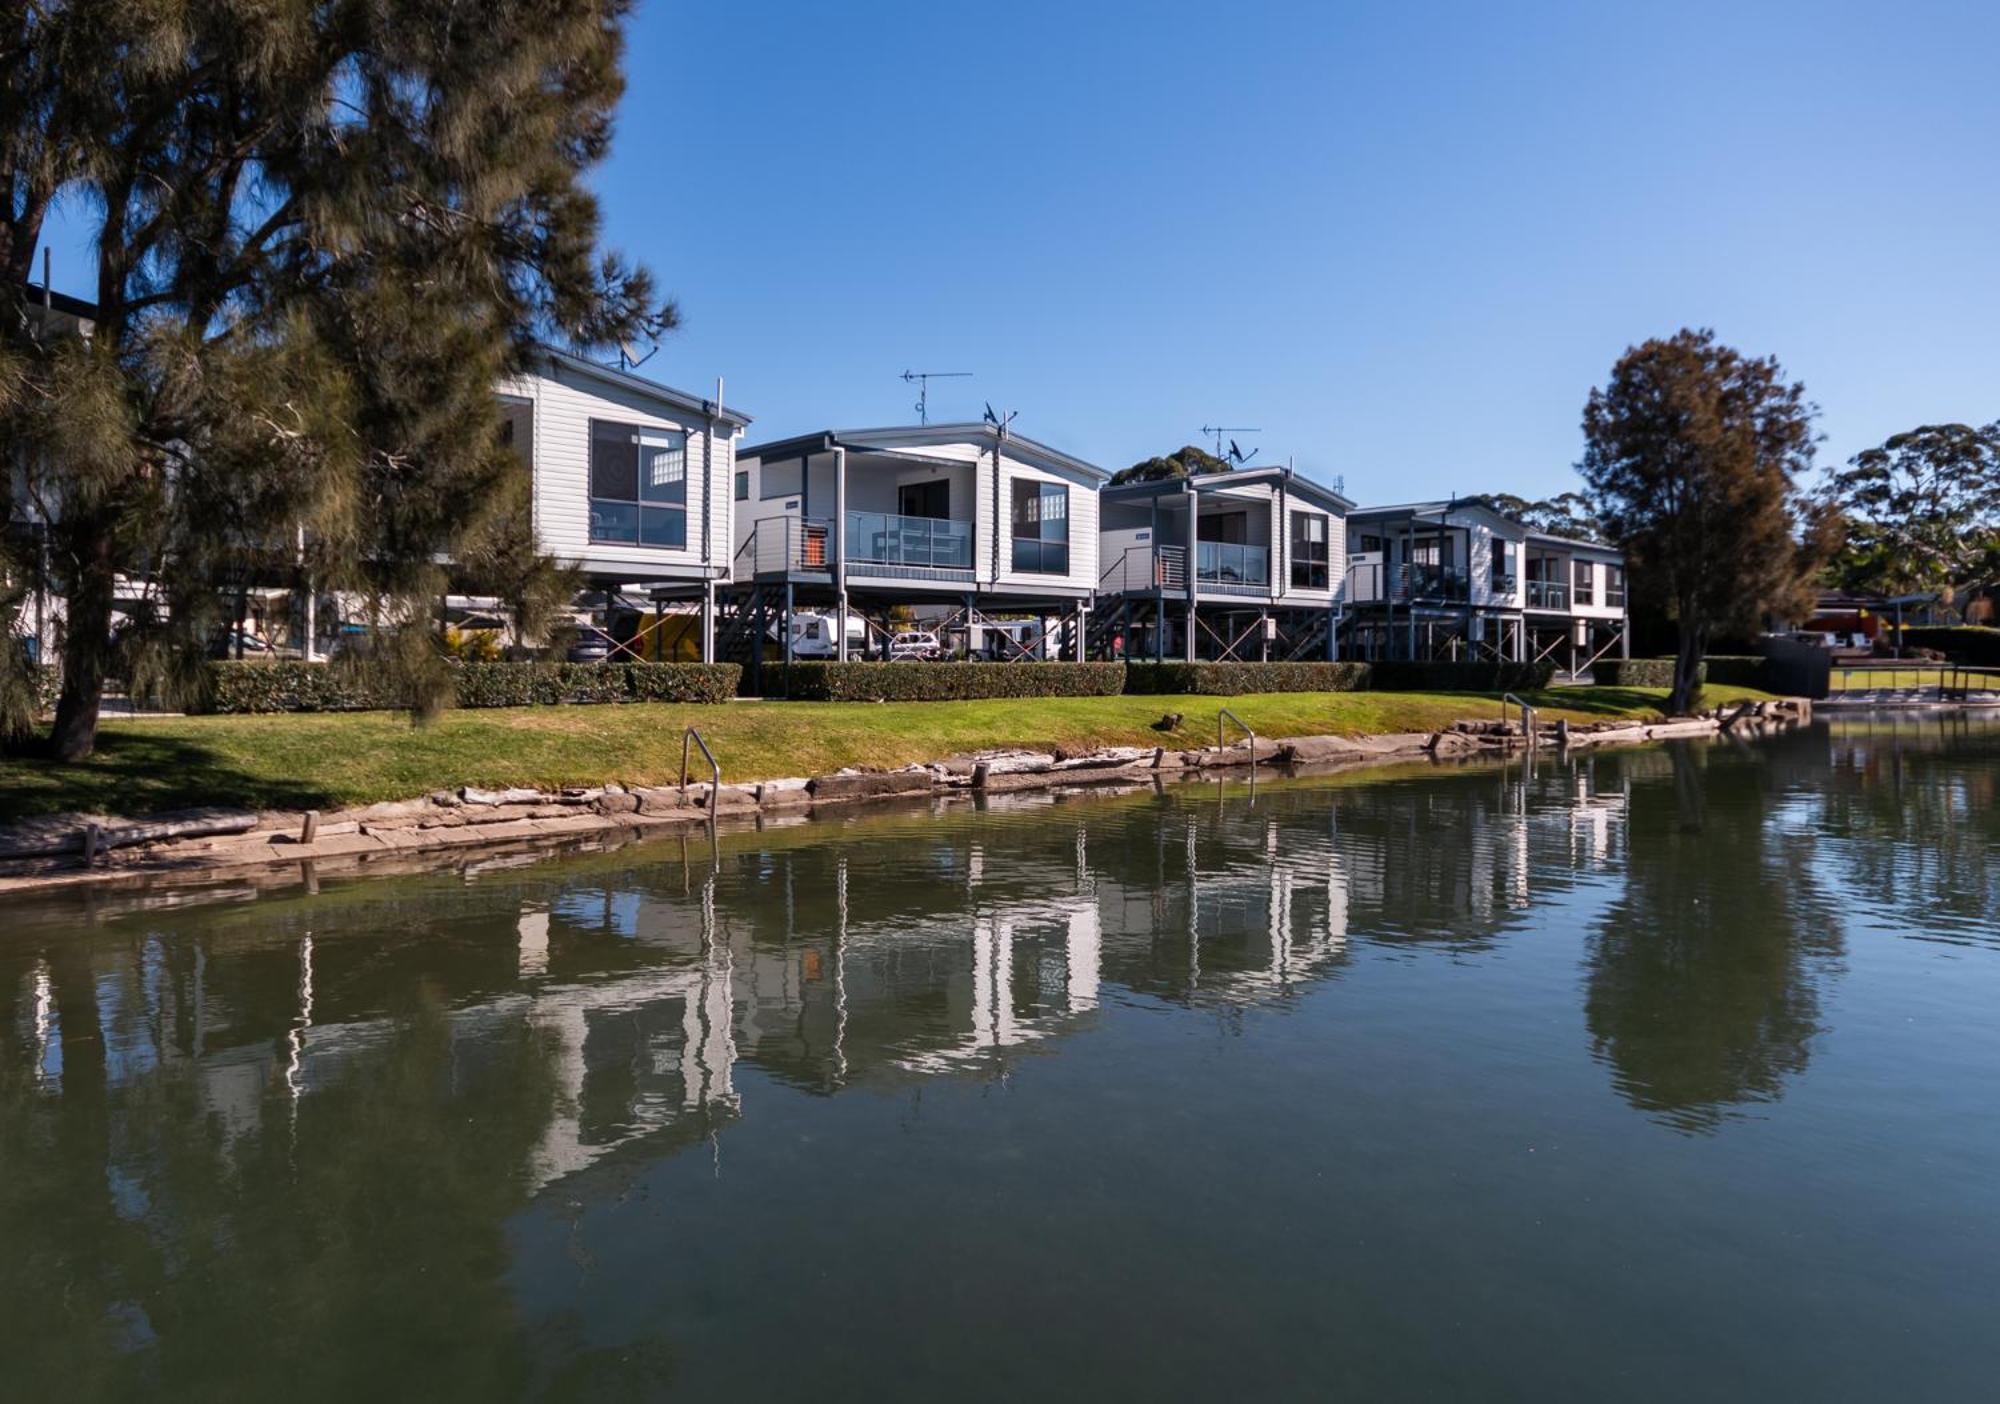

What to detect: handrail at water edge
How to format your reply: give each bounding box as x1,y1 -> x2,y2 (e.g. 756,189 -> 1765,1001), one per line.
1217,707 -> 1257,773
681,726 -> 721,796
1501,692 -> 1536,738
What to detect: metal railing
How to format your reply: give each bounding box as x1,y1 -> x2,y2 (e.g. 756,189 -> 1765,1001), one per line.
1217,707 -> 1257,775
737,516 -> 832,575
1525,579 -> 1569,610
1831,663 -> 2000,699
1398,563 -> 1469,602
845,510 -> 973,570
1502,692 -> 1537,738
681,726 -> 720,794
1099,543 -> 1188,595
1196,541 -> 1269,588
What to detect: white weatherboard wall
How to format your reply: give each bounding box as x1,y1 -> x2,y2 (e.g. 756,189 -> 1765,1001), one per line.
995,451 -> 1099,596
503,360 -> 736,581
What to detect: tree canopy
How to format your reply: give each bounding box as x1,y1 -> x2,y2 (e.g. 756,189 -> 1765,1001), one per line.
1821,422 -> 2000,605
1463,491 -> 1604,541
1579,329 -> 1827,713
1111,443 -> 1234,485
1,0 -> 669,757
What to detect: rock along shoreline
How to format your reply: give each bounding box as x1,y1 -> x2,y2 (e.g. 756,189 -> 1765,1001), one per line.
0,698 -> 1810,896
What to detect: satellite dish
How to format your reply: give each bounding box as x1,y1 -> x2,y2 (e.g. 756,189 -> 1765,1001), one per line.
983,402 -> 998,425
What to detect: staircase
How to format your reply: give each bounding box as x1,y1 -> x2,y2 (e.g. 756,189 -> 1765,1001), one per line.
716,583 -> 786,688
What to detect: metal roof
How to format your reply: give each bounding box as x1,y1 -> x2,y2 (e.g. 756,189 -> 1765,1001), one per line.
1103,465 -> 1354,511
739,423 -> 1110,483
538,346 -> 752,430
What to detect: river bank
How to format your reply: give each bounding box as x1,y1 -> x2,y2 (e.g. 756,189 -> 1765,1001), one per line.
0,695 -> 1808,895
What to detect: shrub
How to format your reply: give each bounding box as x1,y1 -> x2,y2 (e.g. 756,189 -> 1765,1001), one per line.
1593,656 -> 1777,690
1899,626 -> 2000,666
1369,660 -> 1557,693
198,660 -> 739,713
783,661 -> 1127,702
1124,662 -> 1372,695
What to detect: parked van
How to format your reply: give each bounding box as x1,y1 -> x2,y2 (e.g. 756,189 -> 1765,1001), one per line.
778,610 -> 869,660
887,630 -> 943,661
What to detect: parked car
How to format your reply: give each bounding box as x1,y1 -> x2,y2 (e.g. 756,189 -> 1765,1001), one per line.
886,629 -> 943,661
566,627 -> 616,663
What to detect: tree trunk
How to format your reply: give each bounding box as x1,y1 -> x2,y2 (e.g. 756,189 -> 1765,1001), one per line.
1669,619 -> 1707,717
50,546 -> 116,761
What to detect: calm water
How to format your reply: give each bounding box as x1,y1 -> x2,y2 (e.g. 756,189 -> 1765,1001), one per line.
4,718 -> 1999,1401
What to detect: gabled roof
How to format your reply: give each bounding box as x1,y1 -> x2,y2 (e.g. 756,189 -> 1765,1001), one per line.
1104,465 -> 1354,512
537,346 -> 751,430
740,423 -> 1110,484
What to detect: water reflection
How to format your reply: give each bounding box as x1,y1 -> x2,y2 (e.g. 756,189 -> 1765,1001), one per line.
2,720 -> 1996,1399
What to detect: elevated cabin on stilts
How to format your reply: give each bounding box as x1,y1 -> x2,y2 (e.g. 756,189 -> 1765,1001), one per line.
498,349 -> 753,662
1091,467 -> 1352,663
726,424 -> 1109,693
1342,499 -> 1628,677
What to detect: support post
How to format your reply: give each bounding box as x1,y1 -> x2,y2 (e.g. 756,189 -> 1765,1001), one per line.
783,581 -> 795,695
833,446 -> 848,661
700,582 -> 715,663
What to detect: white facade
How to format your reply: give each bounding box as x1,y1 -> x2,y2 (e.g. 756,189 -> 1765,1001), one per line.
498,349 -> 750,587
732,424 -> 1107,601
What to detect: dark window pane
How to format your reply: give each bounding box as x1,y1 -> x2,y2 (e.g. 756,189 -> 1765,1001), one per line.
640,506 -> 686,548
590,433 -> 639,501
590,499 -> 639,543
735,471 -> 748,501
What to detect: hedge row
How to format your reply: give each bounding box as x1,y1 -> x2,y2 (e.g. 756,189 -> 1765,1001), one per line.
1369,660 -> 1557,693
1592,656 -> 1776,690
1125,662 -> 1371,695
783,661 -> 1129,702
1898,626 -> 2000,666
200,660 -> 741,713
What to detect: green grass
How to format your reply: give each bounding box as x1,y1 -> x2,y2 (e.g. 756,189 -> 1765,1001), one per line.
0,684 -> 1773,820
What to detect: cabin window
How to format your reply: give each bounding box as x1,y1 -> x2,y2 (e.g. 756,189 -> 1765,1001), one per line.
1290,512 -> 1329,590
735,470 -> 749,501
1491,540 -> 1515,592
1606,564 -> 1626,607
1199,511 -> 1249,544
899,479 -> 952,520
1011,480 -> 1070,574
589,421 -> 687,549
762,458 -> 804,500
1573,558 -> 1595,606
1359,534 -> 1383,554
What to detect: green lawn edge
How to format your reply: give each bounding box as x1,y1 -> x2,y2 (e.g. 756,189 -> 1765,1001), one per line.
0,684 -> 1775,820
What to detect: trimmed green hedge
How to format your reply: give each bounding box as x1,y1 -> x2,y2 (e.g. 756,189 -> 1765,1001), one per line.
1368,661 -> 1557,693
1593,656 -> 1776,690
784,661 -> 1128,702
1899,626 -> 2000,666
1125,662 -> 1372,695
199,660 -> 740,713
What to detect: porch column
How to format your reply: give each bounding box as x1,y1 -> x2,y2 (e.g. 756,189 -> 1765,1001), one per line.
833,446 -> 849,661
700,581 -> 715,663
1259,610 -> 1270,662
1620,617 -> 1631,660
1184,601 -> 1196,662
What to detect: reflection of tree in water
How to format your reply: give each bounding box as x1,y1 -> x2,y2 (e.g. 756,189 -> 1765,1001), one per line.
1805,716 -> 2000,946
1584,741 -> 1845,1133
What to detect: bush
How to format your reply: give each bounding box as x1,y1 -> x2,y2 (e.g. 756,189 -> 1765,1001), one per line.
1369,661 -> 1557,693
1592,658 -> 1691,689
1593,656 -> 1777,690
783,661 -> 1127,702
1124,662 -> 1372,695
1899,626 -> 2000,666
199,660 -> 740,713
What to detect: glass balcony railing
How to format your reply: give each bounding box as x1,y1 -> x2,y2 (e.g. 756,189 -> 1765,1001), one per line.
1196,541 -> 1269,587
845,511 -> 973,570
1526,579 -> 1570,610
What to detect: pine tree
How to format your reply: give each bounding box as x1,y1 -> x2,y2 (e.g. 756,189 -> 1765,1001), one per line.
1580,330 -> 1825,714
1,0 -> 671,758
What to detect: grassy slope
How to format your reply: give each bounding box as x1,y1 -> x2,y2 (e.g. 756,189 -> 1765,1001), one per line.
0,685 -> 1771,819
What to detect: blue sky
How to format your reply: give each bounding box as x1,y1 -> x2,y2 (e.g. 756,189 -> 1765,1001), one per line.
42,0 -> 2000,503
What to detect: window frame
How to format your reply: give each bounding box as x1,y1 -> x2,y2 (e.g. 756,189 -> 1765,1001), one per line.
1289,510 -> 1330,591
588,419 -> 690,550
1010,478 -> 1071,575
1573,558 -> 1596,606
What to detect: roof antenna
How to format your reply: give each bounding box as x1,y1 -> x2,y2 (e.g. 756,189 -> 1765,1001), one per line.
618,339 -> 658,371
983,402 -> 1017,438
902,369 -> 971,425
1201,424 -> 1260,462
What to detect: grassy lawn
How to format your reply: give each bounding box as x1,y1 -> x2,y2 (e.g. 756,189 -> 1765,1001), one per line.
0,684 -> 1772,820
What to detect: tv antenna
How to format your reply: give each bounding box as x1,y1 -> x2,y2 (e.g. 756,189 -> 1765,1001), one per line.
902,369 -> 971,425
1202,424 -> 1261,463
983,401 -> 1018,437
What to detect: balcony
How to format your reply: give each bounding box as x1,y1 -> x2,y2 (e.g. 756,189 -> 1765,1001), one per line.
846,511 -> 973,571
1526,578 -> 1570,610
1196,541 -> 1270,592
1400,563 -> 1468,602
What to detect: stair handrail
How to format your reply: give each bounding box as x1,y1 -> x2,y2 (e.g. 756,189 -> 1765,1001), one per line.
1501,692 -> 1536,739
681,726 -> 720,796
1217,706 -> 1257,774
